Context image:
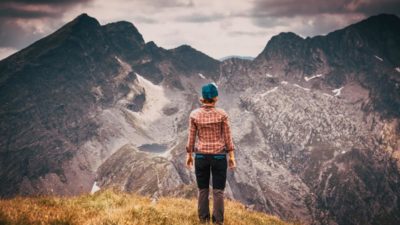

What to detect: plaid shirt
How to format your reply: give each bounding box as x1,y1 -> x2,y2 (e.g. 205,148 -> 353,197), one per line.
186,103 -> 234,154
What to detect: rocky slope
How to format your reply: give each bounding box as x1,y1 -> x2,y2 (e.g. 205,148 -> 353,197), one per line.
0,13 -> 399,225
0,13 -> 216,197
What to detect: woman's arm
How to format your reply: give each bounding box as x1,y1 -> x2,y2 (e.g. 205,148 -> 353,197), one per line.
222,114 -> 236,169
186,116 -> 197,153
185,115 -> 197,168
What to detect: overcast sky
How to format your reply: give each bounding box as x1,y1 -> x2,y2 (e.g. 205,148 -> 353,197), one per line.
0,0 -> 400,60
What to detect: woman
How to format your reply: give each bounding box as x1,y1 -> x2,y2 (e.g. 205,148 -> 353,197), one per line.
185,82 -> 236,225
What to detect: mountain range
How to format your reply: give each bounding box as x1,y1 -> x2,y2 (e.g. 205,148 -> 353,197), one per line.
0,13 -> 399,225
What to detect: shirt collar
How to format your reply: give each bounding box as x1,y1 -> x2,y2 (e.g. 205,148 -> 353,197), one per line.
201,103 -> 216,108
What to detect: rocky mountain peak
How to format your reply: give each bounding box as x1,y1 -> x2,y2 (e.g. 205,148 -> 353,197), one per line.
355,13 -> 400,29
102,21 -> 145,47
169,44 -> 220,79
272,31 -> 303,42
65,13 -> 101,32
170,44 -> 218,63
256,32 -> 304,61
145,41 -> 158,49
172,44 -> 196,52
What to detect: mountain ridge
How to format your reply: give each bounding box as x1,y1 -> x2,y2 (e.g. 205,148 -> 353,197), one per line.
0,12 -> 399,225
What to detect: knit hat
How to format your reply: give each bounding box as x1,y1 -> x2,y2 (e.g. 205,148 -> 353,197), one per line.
201,82 -> 218,100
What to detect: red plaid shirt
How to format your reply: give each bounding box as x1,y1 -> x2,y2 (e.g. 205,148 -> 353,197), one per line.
186,103 -> 234,154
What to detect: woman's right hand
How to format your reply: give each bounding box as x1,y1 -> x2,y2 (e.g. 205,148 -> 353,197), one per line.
228,151 -> 236,169
228,158 -> 236,169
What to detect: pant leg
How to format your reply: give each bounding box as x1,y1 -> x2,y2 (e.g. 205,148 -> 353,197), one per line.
212,189 -> 224,224
195,156 -> 212,221
211,156 -> 227,189
198,188 -> 210,222
211,156 -> 227,223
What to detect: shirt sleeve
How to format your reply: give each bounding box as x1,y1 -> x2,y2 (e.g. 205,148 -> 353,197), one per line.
222,114 -> 234,152
185,114 -> 197,153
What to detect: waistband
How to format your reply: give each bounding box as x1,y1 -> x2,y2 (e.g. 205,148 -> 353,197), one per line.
195,153 -> 226,159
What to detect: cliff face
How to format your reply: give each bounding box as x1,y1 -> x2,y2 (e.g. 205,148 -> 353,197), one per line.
221,14 -> 400,224
0,13 -> 399,225
252,14 -> 400,118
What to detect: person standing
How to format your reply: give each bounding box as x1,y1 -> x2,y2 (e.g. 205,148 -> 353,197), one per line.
186,82 -> 236,225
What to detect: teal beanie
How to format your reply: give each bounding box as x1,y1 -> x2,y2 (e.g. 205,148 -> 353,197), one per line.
202,83 -> 218,100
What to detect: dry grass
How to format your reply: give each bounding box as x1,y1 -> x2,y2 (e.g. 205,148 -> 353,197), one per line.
0,189 -> 297,225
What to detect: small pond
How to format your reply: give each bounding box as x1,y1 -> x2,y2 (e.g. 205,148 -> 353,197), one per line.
138,143 -> 168,153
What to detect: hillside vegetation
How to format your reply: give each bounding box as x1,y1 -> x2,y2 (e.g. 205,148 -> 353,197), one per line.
0,189 -> 297,225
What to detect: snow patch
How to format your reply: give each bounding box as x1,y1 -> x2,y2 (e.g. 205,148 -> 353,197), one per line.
140,58 -> 151,64
293,84 -> 310,91
91,86 -> 103,100
113,56 -> 132,83
91,182 -> 100,194
304,74 -> 323,82
280,81 -> 288,85
260,86 -> 278,97
374,55 -> 383,61
322,173 -> 333,204
255,87 -> 278,102
198,73 -> 206,79
115,56 -> 123,64
133,73 -> 170,123
395,67 -> 400,73
266,73 -> 274,78
332,87 -> 344,96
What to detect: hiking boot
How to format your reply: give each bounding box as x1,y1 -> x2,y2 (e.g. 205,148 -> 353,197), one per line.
199,218 -> 210,224
212,215 -> 224,225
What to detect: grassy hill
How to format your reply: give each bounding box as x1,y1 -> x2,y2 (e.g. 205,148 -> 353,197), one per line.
0,189 -> 298,225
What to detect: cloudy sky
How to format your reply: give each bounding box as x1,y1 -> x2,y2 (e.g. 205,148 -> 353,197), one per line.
1,0 -> 400,60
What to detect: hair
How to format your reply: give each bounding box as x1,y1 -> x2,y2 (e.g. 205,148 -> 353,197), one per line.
200,97 -> 217,104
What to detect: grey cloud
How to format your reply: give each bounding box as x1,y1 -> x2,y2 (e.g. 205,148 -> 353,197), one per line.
354,0 -> 400,15
0,1 -> 91,20
251,14 -> 365,39
228,31 -> 267,37
253,0 -> 350,17
252,0 -> 400,17
135,0 -> 194,9
0,0 -> 92,49
249,0 -> 400,38
294,16 -> 361,37
2,0 -> 91,6
251,16 -> 288,28
0,20 -> 46,48
131,16 -> 158,24
0,7 -> 59,18
175,12 -> 225,23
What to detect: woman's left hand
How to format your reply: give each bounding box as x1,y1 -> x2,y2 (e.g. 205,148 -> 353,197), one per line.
186,153 -> 193,169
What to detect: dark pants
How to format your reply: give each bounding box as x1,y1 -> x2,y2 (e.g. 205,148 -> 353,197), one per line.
195,154 -> 227,224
